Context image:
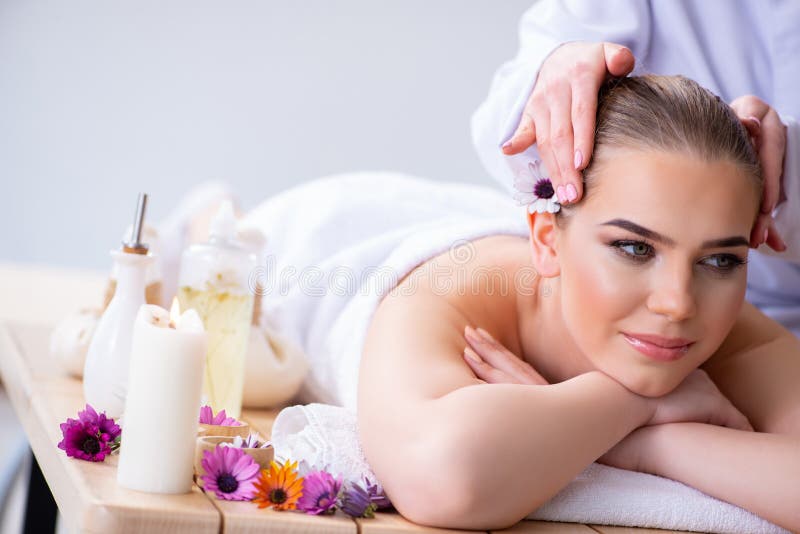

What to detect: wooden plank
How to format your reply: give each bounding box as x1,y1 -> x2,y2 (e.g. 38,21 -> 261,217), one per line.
490,520 -> 596,533
358,511 -> 487,533
6,321 -> 79,395
0,262 -> 106,326
214,501 -> 357,533
0,322 -> 35,417
589,525 -> 694,533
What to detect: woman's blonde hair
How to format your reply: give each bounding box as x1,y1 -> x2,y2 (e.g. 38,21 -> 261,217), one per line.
563,74 -> 762,210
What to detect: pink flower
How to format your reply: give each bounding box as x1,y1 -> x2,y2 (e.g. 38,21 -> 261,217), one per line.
201,445 -> 260,501
78,404 -> 121,442
199,405 -> 243,426
58,418 -> 111,462
57,404 -> 120,462
297,470 -> 342,515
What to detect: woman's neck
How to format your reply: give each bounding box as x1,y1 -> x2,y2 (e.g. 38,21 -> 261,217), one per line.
514,261 -> 596,384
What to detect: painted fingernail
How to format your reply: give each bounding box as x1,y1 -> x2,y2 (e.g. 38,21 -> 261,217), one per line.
464,347 -> 482,363
502,140 -> 513,150
566,183 -> 578,202
556,185 -> 566,203
574,149 -> 583,170
763,229 -> 768,243
748,116 -> 761,129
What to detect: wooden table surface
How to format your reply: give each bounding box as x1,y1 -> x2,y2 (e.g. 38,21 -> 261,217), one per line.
0,263 -> 690,533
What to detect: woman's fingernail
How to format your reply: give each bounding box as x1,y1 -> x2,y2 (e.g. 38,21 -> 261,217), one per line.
748,116 -> 761,129
573,149 -> 583,170
464,347 -> 482,363
566,183 -> 578,202
475,327 -> 493,340
502,140 -> 513,150
556,185 -> 566,203
763,229 -> 768,243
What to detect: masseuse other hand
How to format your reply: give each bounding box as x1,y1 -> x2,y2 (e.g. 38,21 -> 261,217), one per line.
731,95 -> 788,251
501,41 -> 635,204
462,325 -> 548,385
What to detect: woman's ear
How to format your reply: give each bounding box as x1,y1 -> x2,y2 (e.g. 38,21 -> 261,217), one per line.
527,211 -> 560,277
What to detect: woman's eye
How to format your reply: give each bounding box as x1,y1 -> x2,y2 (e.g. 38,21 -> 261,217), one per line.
612,240 -> 654,261
700,254 -> 746,273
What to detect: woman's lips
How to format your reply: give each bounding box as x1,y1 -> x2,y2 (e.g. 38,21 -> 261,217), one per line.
622,332 -> 694,362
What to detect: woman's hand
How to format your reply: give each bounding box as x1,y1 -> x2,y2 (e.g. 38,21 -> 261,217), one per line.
463,327 -> 754,474
462,326 -> 548,385
501,41 -> 635,204
644,369 -> 754,431
731,95 -> 788,251
601,368 -> 757,471
463,327 -> 752,431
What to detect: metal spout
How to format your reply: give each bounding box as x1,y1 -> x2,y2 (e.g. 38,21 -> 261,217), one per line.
122,193 -> 149,254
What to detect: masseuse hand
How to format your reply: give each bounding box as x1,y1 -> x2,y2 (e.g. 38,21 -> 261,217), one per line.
732,95 -> 788,251
501,41 -> 635,204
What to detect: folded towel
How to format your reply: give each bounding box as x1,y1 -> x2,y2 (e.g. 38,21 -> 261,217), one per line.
271,403 -> 789,534
243,172 -> 788,533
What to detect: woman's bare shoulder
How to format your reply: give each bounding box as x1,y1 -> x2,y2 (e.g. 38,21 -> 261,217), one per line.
360,289 -> 480,405
358,235 -> 529,416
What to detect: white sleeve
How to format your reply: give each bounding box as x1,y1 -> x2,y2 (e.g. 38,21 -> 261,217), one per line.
758,117 -> 800,263
470,0 -> 652,192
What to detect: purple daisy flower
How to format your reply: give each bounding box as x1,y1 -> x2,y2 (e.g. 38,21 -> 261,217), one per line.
199,405 -> 243,426
339,479 -> 378,518
363,476 -> 392,509
297,470 -> 342,515
57,418 -> 111,462
201,445 -> 260,501
78,404 -> 121,442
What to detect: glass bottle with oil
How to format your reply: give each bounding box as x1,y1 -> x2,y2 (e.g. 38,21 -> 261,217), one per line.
177,201 -> 255,419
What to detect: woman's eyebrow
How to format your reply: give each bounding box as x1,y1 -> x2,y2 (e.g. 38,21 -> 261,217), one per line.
600,219 -> 748,248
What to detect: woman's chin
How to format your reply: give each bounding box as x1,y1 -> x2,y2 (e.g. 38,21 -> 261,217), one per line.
604,368 -> 682,398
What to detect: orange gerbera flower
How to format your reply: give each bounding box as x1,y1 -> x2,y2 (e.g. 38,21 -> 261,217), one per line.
253,459 -> 304,510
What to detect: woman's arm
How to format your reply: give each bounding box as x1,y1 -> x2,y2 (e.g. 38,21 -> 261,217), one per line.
638,423 -> 800,533
358,293 -> 655,529
703,301 -> 800,437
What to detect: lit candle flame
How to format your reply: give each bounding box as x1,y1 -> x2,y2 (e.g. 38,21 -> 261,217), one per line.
169,297 -> 181,327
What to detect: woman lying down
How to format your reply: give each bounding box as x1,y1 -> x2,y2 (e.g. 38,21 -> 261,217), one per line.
355,75 -> 800,531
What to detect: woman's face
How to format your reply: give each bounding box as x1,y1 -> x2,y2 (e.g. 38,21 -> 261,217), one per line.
555,147 -> 760,397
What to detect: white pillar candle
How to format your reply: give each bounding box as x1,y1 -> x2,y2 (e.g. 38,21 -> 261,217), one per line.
117,299 -> 207,494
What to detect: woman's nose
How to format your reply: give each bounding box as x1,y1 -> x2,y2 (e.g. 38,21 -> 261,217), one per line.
646,269 -> 697,322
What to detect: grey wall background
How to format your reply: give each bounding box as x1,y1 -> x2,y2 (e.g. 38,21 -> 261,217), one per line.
0,0 -> 531,270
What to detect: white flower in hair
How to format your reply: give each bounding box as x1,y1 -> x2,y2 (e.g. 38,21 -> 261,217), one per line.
513,159 -> 560,214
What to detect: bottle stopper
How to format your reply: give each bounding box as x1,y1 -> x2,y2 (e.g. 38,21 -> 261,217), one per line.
122,193 -> 150,254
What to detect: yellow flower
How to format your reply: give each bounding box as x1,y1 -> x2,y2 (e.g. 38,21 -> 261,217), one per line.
253,460 -> 304,510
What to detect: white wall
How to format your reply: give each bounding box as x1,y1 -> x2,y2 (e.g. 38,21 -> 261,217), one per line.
0,0 -> 531,269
